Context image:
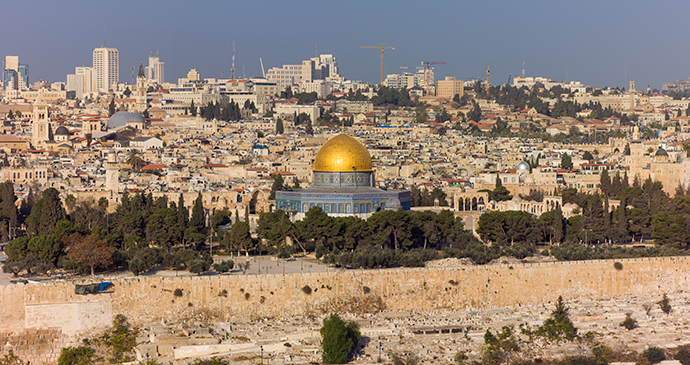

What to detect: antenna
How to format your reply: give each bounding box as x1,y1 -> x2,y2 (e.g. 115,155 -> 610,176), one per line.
315,42 -> 317,57
242,54 -> 245,78
131,65 -> 134,85
522,62 -> 525,77
231,41 -> 235,80
104,26 -> 106,47
260,58 -> 266,78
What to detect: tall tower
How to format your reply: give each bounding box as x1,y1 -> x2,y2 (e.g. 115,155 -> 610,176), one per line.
105,150 -> 119,198
629,80 -> 636,109
145,54 -> 164,84
93,47 -> 119,91
32,90 -> 50,147
486,63 -> 490,93
136,62 -> 147,112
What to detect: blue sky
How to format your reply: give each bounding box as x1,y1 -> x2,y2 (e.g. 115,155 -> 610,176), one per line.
3,0 -> 690,90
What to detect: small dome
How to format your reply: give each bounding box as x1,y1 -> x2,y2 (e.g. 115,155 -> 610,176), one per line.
517,161 -> 530,171
314,134 -> 372,172
655,148 -> 668,157
108,111 -> 144,130
54,126 -> 70,135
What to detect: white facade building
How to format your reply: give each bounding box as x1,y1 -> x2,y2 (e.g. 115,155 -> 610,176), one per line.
145,56 -> 165,84
93,47 -> 119,91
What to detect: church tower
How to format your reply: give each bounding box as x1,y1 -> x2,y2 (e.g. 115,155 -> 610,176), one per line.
32,90 -> 51,147
135,62 -> 147,112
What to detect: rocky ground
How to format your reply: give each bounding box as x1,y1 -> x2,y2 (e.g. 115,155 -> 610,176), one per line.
127,289 -> 690,364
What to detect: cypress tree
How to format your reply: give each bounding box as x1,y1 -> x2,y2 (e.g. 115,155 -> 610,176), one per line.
553,205 -> 564,244
190,100 -> 196,116
177,193 -> 188,231
189,192 -> 205,231
276,118 -> 284,134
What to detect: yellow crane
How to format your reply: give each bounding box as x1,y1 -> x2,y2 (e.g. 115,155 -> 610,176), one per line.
360,43 -> 394,85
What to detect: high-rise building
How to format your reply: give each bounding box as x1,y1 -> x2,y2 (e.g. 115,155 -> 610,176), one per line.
3,56 -> 29,92
145,55 -> 165,84
436,77 -> 464,99
266,54 -> 340,88
92,47 -> 119,91
66,66 -> 94,99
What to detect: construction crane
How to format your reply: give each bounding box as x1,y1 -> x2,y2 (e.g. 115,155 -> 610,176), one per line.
360,43 -> 395,86
421,61 -> 446,95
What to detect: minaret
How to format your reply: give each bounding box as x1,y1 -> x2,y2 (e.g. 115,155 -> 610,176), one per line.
629,81 -> 636,109
486,63 -> 490,93
32,90 -> 50,147
105,150 -> 119,198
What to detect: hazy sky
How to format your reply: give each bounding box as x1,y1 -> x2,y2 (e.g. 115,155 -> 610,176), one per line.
3,0 -> 690,90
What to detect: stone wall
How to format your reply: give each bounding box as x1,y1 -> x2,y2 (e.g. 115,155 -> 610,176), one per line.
2,256 -> 690,363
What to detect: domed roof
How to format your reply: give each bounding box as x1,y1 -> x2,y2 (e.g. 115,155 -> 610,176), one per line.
54,126 -> 70,135
517,161 -> 530,171
313,134 -> 372,172
655,148 -> 668,157
108,111 -> 144,130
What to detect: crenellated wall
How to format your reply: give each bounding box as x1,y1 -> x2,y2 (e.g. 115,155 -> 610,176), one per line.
2,256 -> 689,363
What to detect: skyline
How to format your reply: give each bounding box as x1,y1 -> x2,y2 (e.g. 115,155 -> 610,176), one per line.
3,0 -> 690,90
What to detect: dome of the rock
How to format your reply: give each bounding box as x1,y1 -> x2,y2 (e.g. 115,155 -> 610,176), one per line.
313,134 -> 372,172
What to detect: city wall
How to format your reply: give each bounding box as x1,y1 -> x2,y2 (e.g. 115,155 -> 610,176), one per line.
2,256 -> 690,363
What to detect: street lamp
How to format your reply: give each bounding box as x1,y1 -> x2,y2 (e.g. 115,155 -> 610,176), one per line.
260,346 -> 263,365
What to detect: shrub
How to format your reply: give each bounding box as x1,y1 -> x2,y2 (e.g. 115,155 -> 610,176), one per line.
244,292 -> 250,300
454,352 -> 468,364
614,262 -> 623,270
173,289 -> 183,297
218,289 -> 228,297
302,285 -> 312,295
529,296 -> 578,342
214,260 -> 234,274
101,314 -> 138,363
391,352 -> 419,365
128,257 -> 147,276
641,346 -> 665,364
620,313 -> 637,330
192,357 -> 228,365
320,313 -> 361,364
188,258 -> 211,275
362,286 -> 371,294
674,345 -> 690,365
57,346 -> 94,365
658,293 -> 672,314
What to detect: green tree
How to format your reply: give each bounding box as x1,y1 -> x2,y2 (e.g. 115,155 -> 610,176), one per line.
553,205 -> 564,243
0,181 -> 18,232
190,99 -> 197,116
561,153 -> 573,169
305,117 -> 314,135
651,212 -> 689,246
275,118 -> 284,134
189,192 -> 205,231
98,197 -> 109,211
26,188 -> 65,236
108,99 -> 116,117
58,346 -> 94,365
320,313 -> 361,364
125,149 -> 144,171
222,221 -> 253,252
582,151 -> 594,161
535,295 -> 578,341
269,173 -> 285,200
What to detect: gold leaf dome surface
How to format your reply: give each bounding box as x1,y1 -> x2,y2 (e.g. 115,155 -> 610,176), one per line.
313,134 -> 372,172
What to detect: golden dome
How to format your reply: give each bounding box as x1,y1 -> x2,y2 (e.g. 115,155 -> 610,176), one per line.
313,134 -> 372,172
